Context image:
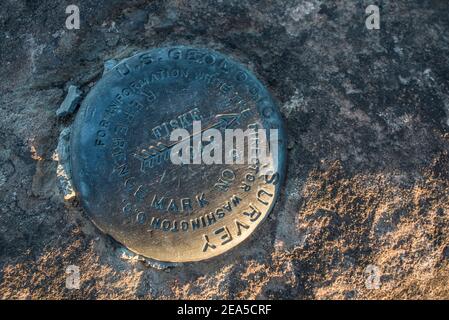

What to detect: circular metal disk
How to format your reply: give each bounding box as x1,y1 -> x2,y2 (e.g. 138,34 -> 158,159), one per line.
70,46 -> 286,262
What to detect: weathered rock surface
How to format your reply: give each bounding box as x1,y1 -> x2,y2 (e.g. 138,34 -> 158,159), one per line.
0,0 -> 448,299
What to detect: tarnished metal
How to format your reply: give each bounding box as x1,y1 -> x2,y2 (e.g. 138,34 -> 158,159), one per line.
70,46 -> 286,262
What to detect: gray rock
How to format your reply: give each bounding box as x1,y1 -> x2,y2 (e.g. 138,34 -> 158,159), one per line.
54,126 -> 75,200
56,85 -> 82,118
